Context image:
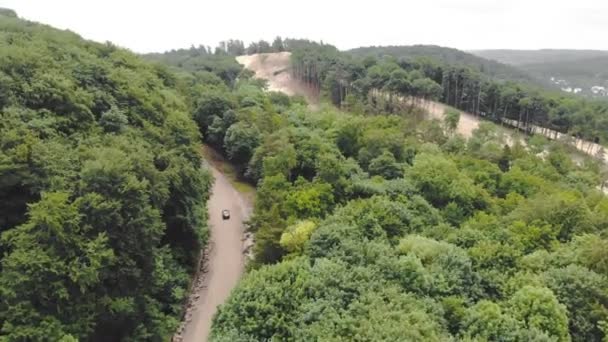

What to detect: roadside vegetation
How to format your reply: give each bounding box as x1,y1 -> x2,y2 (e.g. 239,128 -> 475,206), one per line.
0,13 -> 212,340
205,90 -> 608,340
2,10 -> 608,341
290,41 -> 608,149
156,46 -> 608,339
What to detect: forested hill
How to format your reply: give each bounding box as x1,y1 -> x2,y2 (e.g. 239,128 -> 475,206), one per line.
471,49 -> 608,66
139,41 -> 608,342
4,11 -> 608,341
204,53 -> 608,340
0,12 -> 212,340
348,45 -> 538,84
289,41 -> 608,145
471,49 -> 608,97
144,45 -> 244,87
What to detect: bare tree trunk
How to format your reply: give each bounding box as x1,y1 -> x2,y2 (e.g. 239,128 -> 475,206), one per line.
524,108 -> 530,134
476,83 -> 482,116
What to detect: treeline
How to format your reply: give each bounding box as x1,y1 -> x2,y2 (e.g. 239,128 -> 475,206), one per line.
0,13 -> 212,340
290,44 -> 608,145
144,47 -> 244,87
349,45 -> 537,84
147,37 -> 325,60
142,34 -> 608,342
228,37 -> 325,56
144,38 -> 323,87
188,72 -> 608,340
125,24 -> 608,341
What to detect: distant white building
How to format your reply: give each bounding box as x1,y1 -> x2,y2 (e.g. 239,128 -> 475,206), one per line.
591,86 -> 607,96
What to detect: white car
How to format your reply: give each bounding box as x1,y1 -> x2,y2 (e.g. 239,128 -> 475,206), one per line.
222,209 -> 230,220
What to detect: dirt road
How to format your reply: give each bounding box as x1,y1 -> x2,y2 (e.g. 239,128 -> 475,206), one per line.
425,101 -> 481,138
180,163 -> 252,342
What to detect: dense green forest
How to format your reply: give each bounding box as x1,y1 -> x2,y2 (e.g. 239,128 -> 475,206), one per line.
349,45 -> 537,84
146,38 -> 608,342
0,13 -> 213,340
195,71 -> 608,341
289,43 -> 608,145
4,8 -> 608,342
145,37 -> 314,63
145,41 -> 608,342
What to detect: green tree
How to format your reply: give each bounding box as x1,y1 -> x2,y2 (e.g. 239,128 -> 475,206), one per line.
544,265 -> 608,341
271,37 -> 284,52
443,108 -> 461,134
99,107 -> 128,133
0,192 -> 114,340
279,220 -> 317,255
508,286 -> 570,341
223,122 -> 261,165
193,91 -> 235,135
368,150 -> 403,179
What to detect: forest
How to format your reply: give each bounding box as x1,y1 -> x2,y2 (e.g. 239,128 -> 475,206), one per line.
2,9 -> 608,342
143,42 -> 608,341
193,64 -> 608,341
0,13 -> 213,340
349,45 -> 537,84
289,43 -> 608,146
152,41 -> 608,341
472,49 -> 608,97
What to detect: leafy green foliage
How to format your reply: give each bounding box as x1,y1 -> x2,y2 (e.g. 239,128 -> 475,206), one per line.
6,12 -> 608,341
293,42 -> 608,145
191,58 -> 608,341
186,84 -> 608,341
0,15 -> 210,340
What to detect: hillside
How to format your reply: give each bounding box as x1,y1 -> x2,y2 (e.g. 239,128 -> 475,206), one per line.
523,56 -> 608,96
144,46 -> 244,87
4,11 -> 608,342
0,12 -> 211,341
471,49 -> 608,66
349,45 -> 538,84
207,51 -> 608,342
236,52 -> 318,102
472,49 -> 608,97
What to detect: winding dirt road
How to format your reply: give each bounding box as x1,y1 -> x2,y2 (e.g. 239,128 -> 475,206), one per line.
180,163 -> 252,342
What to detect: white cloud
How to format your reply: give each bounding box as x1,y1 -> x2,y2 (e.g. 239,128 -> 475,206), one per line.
1,0 -> 607,53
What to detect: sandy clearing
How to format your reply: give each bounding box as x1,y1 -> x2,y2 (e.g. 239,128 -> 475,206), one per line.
177,162 -> 252,342
238,51 -> 607,182
236,52 -> 481,140
236,52 -> 319,106
239,52 -> 605,162
424,100 -> 480,138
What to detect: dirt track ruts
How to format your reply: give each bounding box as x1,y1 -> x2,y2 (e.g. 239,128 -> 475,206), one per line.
180,163 -> 252,342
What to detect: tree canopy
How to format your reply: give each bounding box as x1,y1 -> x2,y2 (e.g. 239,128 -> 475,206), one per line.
0,14 -> 211,340
3,11 -> 608,342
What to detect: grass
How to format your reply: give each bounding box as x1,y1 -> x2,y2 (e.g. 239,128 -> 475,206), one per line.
201,144 -> 256,203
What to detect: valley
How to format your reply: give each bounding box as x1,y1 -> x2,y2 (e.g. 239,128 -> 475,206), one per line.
2,7 -> 608,342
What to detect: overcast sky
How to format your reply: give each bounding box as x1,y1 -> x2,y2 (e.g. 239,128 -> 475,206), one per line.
2,0 -> 608,53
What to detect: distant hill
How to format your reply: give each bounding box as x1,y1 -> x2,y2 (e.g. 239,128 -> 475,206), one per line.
348,45 -> 538,84
471,49 -> 608,97
0,7 -> 17,17
471,49 -> 608,66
